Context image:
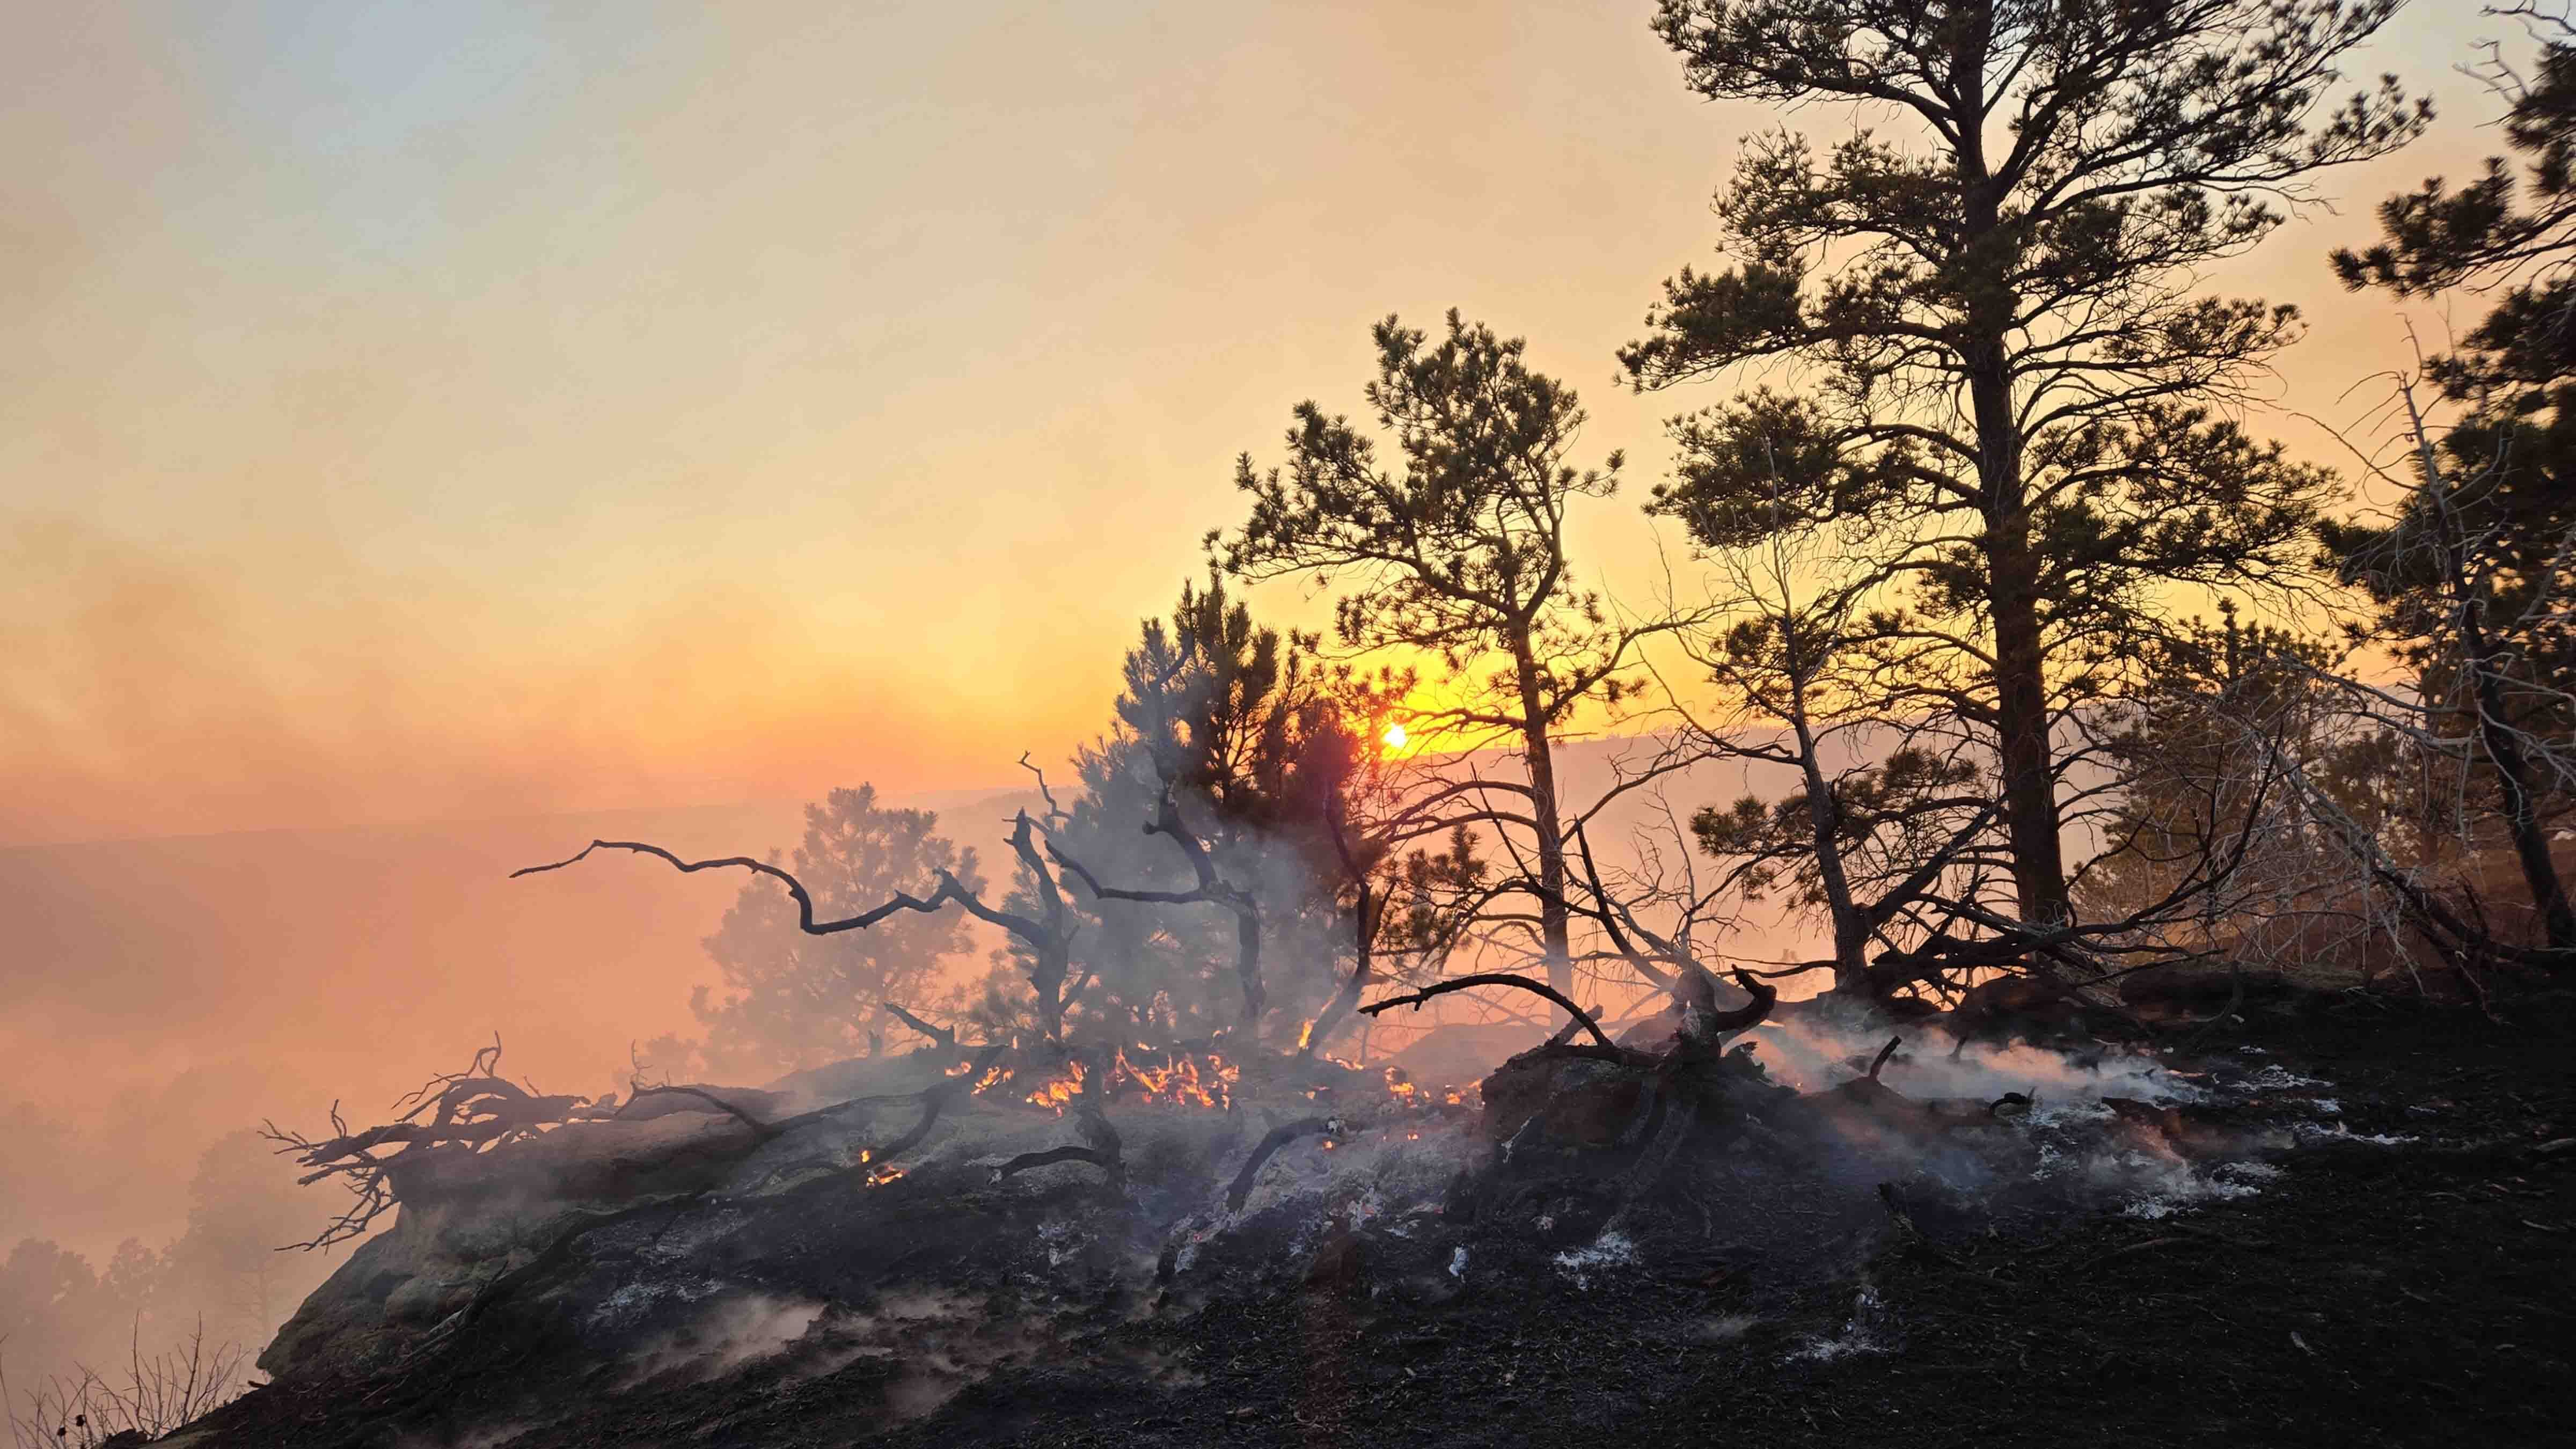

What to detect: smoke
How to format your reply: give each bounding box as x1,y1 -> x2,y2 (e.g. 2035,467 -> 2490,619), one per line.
1743,1010 -> 2192,1104
615,1292 -> 830,1389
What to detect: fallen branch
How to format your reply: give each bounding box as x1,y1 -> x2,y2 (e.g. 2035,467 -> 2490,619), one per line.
1359,974 -> 1620,1052
994,1144 -> 1122,1182
1227,1116 -> 1342,1212
856,1043 -> 1008,1170
616,1086 -> 780,1142
881,1001 -> 959,1053
1706,970 -> 1780,1033
262,1038 -> 606,1249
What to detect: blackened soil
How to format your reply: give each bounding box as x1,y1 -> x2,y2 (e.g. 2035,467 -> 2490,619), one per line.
186,995 -> 2575,1449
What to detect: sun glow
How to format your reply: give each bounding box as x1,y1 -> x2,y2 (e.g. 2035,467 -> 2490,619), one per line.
1381,722 -> 1408,751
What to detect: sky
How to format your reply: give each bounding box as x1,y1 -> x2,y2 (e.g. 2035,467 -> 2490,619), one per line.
0,0 -> 2514,848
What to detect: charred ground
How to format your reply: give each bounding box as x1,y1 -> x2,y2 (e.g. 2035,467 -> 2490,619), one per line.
162,992 -> 2575,1449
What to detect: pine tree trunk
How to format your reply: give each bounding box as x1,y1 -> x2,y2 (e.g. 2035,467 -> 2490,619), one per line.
2464,608 -> 2576,955
1956,71 -> 2070,931
1990,544 -> 2069,926
1788,654 -> 1874,995
1970,343 -> 2070,929
1512,644 -> 1575,1004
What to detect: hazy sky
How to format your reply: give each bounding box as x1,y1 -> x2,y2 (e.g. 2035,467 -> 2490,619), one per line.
0,0 -> 2512,846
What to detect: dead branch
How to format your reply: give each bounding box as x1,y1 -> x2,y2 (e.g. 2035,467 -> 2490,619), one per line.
855,1043 -> 1009,1172
1048,783 -> 1268,1027
1227,1116 -> 1342,1212
993,1144 -> 1121,1180
511,839 -> 972,934
517,820 -> 1087,1041
1358,972 -> 1621,1052
997,1048 -> 1128,1185
1867,1035 -> 1902,1082
1018,751 -> 1071,828
615,1086 -> 780,1141
262,1038 -> 611,1249
881,1001 -> 959,1052
1704,970 -> 1780,1034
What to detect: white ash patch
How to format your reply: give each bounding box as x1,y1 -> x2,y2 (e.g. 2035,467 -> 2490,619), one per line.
2245,1064 -> 2331,1092
1552,1229 -> 1640,1290
1036,1217 -> 1088,1267
1447,1246 -> 1469,1279
2293,1121 -> 2417,1146
587,1275 -> 724,1332
1692,1314 -> 1759,1343
2026,1098 -> 2117,1130
1787,1282 -> 1886,1363
2121,1177 -> 2260,1220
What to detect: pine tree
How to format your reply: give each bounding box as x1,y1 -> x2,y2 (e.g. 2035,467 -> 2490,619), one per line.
1625,0 -> 2425,930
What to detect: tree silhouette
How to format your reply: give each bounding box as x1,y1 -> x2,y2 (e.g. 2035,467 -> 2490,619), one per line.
2329,9 -> 2576,956
1625,0 -> 2426,930
1213,312 -> 1675,1006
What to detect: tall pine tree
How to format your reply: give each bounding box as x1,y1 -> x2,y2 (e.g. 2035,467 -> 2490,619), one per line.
1624,0 -> 2425,931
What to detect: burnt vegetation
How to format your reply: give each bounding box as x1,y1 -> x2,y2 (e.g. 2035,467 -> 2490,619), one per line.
148,2 -> 2576,1446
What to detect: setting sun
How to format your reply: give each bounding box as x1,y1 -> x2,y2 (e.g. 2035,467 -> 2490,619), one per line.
1381,722 -> 1408,751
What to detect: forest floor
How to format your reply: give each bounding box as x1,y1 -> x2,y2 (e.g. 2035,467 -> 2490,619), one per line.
174,991 -> 2575,1449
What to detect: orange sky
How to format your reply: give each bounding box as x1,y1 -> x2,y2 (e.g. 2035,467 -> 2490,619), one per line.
0,1 -> 2511,847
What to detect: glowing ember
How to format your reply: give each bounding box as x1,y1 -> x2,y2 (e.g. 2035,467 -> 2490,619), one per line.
863,1164 -> 907,1188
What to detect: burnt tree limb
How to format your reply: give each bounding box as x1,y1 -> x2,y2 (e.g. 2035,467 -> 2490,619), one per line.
881,1001 -> 960,1052
511,839 -> 974,933
994,1144 -> 1121,1180
1359,972 -> 1621,1052
853,1043 -> 1009,1169
515,819 -> 1086,1041
616,1085 -> 782,1141
1227,1116 -> 1341,1212
1046,783 -> 1268,1027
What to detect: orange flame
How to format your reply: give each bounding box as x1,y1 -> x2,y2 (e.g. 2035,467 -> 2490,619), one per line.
1112,1047 -> 1239,1110
1024,1060 -> 1087,1115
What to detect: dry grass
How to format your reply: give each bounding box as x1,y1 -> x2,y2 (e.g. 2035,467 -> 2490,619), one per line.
1,1319 -> 248,1449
